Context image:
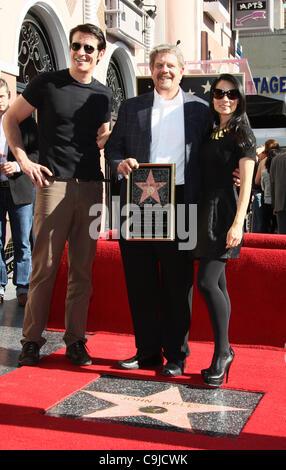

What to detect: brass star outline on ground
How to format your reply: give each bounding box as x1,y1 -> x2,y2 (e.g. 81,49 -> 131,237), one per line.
135,170 -> 166,204
82,386 -> 248,432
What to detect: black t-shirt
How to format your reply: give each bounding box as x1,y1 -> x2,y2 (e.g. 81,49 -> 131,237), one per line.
22,69 -> 112,179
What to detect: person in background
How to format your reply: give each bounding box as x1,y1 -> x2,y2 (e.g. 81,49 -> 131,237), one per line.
255,139 -> 280,233
250,145 -> 265,233
259,141 -> 280,233
194,74 -> 256,387
0,78 -> 38,306
270,147 -> 286,234
3,24 -> 112,367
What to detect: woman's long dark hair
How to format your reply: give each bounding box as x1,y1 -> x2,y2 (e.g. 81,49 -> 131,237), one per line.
209,73 -> 255,148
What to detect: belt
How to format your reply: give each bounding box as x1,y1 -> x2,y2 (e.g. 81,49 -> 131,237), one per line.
49,177 -> 94,183
0,181 -> 10,187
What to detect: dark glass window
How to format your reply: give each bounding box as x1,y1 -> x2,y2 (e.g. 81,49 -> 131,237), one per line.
105,56 -> 127,226
18,13 -> 57,92
106,56 -> 126,122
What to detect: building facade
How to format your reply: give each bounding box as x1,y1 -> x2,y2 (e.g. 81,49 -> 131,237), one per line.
0,1 -> 238,105
238,0 -> 286,101
1,0 -> 259,229
237,0 -> 286,145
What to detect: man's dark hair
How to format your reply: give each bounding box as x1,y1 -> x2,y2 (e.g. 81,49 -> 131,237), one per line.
69,23 -> 106,51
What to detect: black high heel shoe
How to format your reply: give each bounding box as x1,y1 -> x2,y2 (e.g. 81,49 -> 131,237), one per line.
201,347 -> 234,387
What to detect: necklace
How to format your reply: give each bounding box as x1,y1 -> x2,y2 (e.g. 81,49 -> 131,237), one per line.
211,126 -> 230,140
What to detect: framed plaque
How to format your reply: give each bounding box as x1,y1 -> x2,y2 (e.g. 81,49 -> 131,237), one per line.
126,163 -> 175,241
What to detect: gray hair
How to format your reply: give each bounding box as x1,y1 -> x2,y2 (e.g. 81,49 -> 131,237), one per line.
149,44 -> 185,69
0,79 -> 9,94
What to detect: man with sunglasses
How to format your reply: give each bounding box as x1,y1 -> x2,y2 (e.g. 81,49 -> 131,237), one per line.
4,23 -> 112,367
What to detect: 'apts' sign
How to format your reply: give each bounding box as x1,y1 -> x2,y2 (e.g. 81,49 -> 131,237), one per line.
232,0 -> 274,31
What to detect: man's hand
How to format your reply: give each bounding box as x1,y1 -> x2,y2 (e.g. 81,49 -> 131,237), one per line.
97,123 -> 111,149
117,158 -> 139,179
96,130 -> 111,149
233,168 -> 240,187
20,158 -> 53,186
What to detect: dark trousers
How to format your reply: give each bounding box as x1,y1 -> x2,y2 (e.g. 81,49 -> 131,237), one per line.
119,185 -> 194,361
277,211 -> 286,234
120,240 -> 193,361
263,203 -> 277,233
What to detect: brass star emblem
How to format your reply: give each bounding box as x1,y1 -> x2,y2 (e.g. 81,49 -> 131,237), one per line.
135,170 -> 166,204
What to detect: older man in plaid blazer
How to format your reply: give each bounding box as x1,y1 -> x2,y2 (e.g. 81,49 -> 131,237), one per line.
105,44 -> 211,377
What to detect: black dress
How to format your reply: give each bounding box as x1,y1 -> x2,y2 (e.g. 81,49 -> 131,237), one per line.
194,126 -> 256,260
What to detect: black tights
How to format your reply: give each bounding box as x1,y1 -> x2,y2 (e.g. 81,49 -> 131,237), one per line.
197,259 -> 231,356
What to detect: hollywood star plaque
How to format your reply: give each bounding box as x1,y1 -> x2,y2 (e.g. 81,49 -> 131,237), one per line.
126,163 -> 175,241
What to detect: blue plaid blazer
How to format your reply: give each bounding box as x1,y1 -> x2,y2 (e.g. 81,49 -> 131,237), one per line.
105,89 -> 211,205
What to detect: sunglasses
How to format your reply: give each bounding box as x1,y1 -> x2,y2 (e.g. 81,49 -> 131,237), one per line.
71,42 -> 96,54
213,88 -> 239,100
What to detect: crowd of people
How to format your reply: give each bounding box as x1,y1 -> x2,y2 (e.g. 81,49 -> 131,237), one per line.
1,23 -> 285,388
249,139 -> 286,235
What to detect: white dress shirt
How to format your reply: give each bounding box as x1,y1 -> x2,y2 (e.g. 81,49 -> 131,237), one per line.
0,115 -> 9,181
150,88 -> 185,185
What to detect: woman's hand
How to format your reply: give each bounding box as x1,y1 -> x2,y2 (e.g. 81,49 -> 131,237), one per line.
226,222 -> 243,249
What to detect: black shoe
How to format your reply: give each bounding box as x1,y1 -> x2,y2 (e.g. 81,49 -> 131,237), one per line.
18,342 -> 40,367
118,353 -> 163,370
162,360 -> 185,377
201,348 -> 234,387
66,340 -> 92,366
17,293 -> 28,307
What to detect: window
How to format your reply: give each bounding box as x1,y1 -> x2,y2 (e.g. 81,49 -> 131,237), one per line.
18,12 -> 56,92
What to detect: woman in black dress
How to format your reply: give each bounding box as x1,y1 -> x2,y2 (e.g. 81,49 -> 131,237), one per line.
195,74 -> 256,387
